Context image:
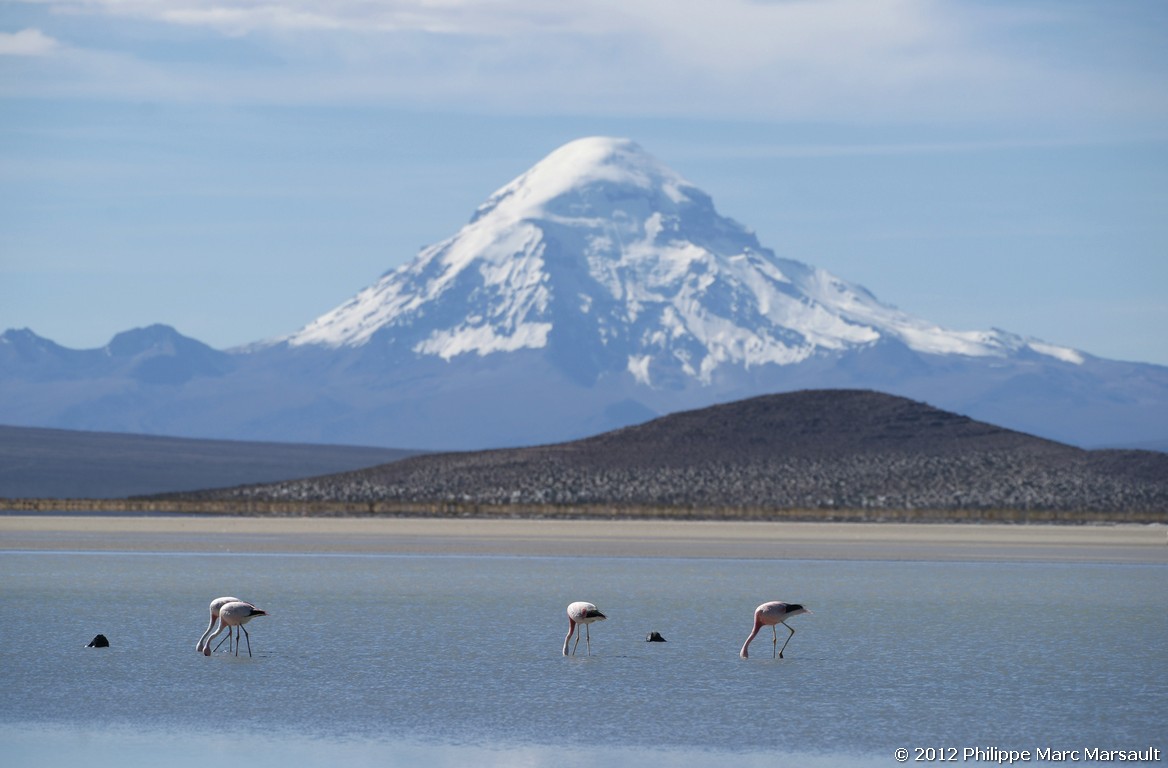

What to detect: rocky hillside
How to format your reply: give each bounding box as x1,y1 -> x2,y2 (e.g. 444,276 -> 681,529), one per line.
171,390 -> 1168,514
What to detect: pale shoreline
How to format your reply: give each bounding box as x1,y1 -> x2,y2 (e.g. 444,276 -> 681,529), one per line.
1,515 -> 1165,563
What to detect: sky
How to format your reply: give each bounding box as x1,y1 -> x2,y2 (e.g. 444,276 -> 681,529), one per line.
1,0 -> 1166,366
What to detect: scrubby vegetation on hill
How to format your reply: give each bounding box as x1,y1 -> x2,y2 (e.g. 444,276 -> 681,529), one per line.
169,390 -> 1168,516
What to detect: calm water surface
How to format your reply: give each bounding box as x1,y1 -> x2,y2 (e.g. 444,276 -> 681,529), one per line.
1,551 -> 1165,766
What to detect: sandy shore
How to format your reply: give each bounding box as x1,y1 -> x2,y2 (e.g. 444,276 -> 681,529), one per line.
1,515 -> 1165,563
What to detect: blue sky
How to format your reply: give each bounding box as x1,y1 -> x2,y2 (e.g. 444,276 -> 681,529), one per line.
2,0 -> 1166,366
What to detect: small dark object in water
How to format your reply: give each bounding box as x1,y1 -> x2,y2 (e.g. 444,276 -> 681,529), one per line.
86,634 -> 110,648
646,631 -> 667,642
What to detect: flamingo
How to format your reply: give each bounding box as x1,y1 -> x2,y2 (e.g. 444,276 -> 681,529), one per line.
563,601 -> 606,656
204,600 -> 269,657
740,601 -> 810,659
196,596 -> 241,654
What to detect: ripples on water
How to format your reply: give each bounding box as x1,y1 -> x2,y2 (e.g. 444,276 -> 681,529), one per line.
2,551 -> 1165,766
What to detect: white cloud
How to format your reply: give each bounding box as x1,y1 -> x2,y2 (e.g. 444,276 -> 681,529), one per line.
0,28 -> 61,56
18,1 -> 575,36
7,1 -> 1166,125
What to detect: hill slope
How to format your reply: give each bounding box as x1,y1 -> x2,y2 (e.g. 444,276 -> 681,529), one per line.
179,390 -> 1168,514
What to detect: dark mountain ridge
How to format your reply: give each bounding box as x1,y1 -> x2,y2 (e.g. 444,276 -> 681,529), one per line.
178,390 -> 1168,514
0,424 -> 421,499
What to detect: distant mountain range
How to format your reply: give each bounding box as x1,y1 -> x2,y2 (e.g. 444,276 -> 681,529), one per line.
0,425 -> 418,499
169,390 -> 1168,516
1,137 -> 1165,451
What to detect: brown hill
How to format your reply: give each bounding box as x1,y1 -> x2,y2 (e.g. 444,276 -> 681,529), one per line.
176,390 -> 1168,514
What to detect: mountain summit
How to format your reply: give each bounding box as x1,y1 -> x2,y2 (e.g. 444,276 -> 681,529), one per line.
1,138 -> 1164,450
279,137 -> 1081,389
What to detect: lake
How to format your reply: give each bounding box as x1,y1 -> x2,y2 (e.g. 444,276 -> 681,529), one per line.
1,547 -> 1165,766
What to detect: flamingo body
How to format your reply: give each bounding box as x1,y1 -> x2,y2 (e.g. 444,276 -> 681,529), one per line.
563,601 -> 606,656
740,601 -> 809,659
196,596 -> 241,654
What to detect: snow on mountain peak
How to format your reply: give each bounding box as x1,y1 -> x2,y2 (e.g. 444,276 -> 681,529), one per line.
281,137 -> 1085,380
472,137 -> 692,225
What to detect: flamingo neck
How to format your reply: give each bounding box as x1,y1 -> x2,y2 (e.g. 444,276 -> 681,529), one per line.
202,618 -> 230,656
195,609 -> 221,652
562,618 -> 577,656
740,617 -> 764,658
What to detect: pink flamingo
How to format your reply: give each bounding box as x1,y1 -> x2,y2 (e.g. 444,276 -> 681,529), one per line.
740,601 -> 810,659
196,596 -> 241,654
204,600 -> 269,657
563,601 -> 606,656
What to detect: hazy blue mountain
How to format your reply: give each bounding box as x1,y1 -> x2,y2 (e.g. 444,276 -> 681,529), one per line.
0,424 -> 419,499
2,138 -> 1164,451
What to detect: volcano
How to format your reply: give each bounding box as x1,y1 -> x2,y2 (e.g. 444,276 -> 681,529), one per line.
1,138 -> 1164,450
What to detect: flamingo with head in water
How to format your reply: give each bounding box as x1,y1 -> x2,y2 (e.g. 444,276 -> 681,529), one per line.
204,600 -> 269,657
196,596 -> 241,654
740,601 -> 809,659
563,601 -> 606,656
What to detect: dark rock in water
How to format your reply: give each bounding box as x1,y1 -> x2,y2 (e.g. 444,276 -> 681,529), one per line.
646,631 -> 667,642
86,634 -> 109,648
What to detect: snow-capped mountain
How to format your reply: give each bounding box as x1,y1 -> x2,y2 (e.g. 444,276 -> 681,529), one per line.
1,137 -> 1164,451
278,137 -> 1082,384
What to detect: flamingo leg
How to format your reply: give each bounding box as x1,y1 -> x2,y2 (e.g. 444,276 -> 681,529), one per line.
213,631 -> 230,653
771,625 -> 778,658
241,625 -> 252,657
585,623 -> 592,656
572,628 -> 581,656
778,622 -> 796,659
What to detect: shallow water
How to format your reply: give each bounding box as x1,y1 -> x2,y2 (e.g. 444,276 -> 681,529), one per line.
2,551 -> 1165,766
